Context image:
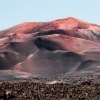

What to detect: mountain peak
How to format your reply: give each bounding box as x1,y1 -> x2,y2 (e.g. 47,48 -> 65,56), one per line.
53,17 -> 91,30
54,16 -> 88,23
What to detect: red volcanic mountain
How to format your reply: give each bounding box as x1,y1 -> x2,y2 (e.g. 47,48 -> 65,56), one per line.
0,17 -> 100,78
0,17 -> 100,43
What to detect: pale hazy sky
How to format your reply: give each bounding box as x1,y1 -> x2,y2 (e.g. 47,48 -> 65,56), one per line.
0,0 -> 100,30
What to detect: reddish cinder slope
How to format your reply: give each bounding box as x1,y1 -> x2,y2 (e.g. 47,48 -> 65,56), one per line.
0,22 -> 41,35
0,17 -> 100,43
34,34 -> 100,54
0,17 -> 100,35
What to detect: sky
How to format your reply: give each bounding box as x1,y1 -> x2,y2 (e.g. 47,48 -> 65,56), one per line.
0,0 -> 100,30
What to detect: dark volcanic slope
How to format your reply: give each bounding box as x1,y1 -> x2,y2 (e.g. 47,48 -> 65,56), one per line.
15,49 -> 82,76
0,52 -> 26,70
0,17 -> 100,78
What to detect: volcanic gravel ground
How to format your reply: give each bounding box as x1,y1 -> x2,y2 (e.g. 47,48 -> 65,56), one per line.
0,76 -> 100,100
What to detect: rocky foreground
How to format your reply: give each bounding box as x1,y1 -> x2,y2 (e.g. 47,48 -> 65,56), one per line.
0,75 -> 100,100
